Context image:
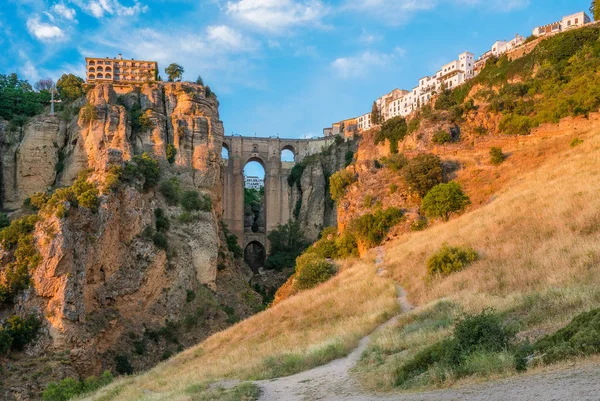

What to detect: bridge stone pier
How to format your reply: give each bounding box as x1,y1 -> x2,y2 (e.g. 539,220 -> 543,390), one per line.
221,135 -> 334,271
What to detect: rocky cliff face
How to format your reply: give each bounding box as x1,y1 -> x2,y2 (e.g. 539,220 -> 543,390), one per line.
0,83 -> 261,400
290,138 -> 358,241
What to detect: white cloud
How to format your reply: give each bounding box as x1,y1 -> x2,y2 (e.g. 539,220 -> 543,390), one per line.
53,3 -> 77,20
331,49 -> 404,79
226,0 -> 327,33
344,0 -> 436,25
26,16 -> 65,41
72,0 -> 148,18
358,29 -> 382,45
206,25 -> 257,51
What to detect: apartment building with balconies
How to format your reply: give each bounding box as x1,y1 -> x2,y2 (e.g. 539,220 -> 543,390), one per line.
86,54 -> 158,84
533,11 -> 590,37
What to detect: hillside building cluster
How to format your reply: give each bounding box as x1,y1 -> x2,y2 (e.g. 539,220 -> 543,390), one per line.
85,54 -> 158,84
324,10 -> 592,137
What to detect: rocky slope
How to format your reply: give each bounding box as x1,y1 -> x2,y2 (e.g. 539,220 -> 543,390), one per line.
0,83 -> 262,400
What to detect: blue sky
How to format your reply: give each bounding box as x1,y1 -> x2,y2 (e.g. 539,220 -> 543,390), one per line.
0,0 -> 591,146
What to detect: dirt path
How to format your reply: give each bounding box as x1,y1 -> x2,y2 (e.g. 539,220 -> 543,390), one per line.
253,247 -> 600,400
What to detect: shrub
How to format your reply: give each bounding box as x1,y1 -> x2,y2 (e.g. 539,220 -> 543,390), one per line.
123,153 -> 160,191
335,231 -> 359,258
349,208 -> 404,249
499,114 -> 534,135
0,213 -> 9,229
489,147 -> 506,165
181,191 -> 212,212
265,220 -> 309,271
287,164 -> 306,189
410,216 -> 428,231
80,104 -> 97,123
29,192 -> 49,210
166,144 -> 177,164
0,214 -> 40,250
533,308 -> 600,364
432,130 -> 452,145
2,314 -> 41,351
222,222 -> 243,259
403,154 -> 443,198
154,208 -> 170,232
344,150 -> 354,167
159,178 -> 181,206
407,117 -> 421,134
421,182 -> 470,221
427,244 -> 478,276
115,355 -> 133,375
77,188 -> 100,211
389,184 -> 398,194
395,309 -> 515,386
104,165 -> 123,193
474,125 -> 488,136
42,378 -> 82,401
380,153 -> 407,172
375,116 -> 408,153
178,211 -> 200,223
570,138 -> 584,148
152,232 -> 169,250
293,253 -> 336,291
329,170 -> 357,202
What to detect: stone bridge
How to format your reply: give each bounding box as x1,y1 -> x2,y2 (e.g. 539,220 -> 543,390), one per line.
221,135 -> 335,271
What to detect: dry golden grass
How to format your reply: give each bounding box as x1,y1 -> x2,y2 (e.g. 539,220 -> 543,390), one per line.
381,120 -> 600,308
80,259 -> 399,401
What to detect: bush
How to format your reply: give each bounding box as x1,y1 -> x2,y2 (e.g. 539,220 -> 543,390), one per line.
410,216 -> 428,231
80,104 -> 97,123
181,191 -> 212,212
115,355 -> 133,375
329,170 -> 357,202
166,144 -> 177,164
123,153 -> 160,191
489,147 -> 506,165
380,153 -> 407,172
432,130 -> 452,145
421,182 -> 470,221
335,231 -> 359,258
344,150 -> 354,167
403,154 -> 443,197
427,244 -> 478,276
348,208 -> 404,249
154,208 -> 170,232
293,253 -> 337,291
152,232 -> 169,250
533,308 -> 600,364
103,165 -> 123,193
395,309 -> 515,386
375,116 -> 408,153
499,114 -> 534,135
29,192 -> 49,210
0,314 -> 41,352
265,220 -> 309,271
222,222 -> 243,259
389,184 -> 398,194
42,378 -> 82,401
0,214 -> 41,249
287,164 -> 305,189
159,178 -> 181,206
570,138 -> 584,148
77,188 -> 100,211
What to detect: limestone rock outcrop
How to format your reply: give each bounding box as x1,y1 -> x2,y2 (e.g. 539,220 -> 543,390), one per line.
0,83 -> 260,400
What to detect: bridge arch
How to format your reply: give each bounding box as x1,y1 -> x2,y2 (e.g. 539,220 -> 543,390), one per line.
221,135 -> 337,273
244,240 -> 266,273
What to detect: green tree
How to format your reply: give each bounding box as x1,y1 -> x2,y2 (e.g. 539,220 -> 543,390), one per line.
56,74 -> 84,101
195,75 -> 204,85
0,73 -> 49,123
421,182 -> 470,221
265,220 -> 308,271
592,1 -> 599,21
329,170 -> 357,202
371,101 -> 381,125
403,154 -> 443,197
165,63 -> 184,82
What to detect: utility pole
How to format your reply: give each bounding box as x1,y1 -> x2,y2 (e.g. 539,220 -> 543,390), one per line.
50,84 -> 62,116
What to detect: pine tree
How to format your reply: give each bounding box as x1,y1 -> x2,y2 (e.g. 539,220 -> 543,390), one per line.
371,101 -> 380,125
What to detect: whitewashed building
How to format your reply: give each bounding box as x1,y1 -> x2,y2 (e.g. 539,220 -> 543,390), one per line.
533,11 -> 591,37
357,113 -> 372,130
245,176 -> 263,190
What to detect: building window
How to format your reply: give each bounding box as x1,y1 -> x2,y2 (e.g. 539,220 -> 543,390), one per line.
575,18 -> 578,24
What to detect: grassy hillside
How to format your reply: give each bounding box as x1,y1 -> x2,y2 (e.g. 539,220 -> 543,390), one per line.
354,117 -> 600,390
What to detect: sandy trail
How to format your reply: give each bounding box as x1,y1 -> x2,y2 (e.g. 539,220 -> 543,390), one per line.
252,247 -> 600,401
